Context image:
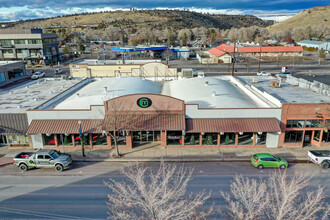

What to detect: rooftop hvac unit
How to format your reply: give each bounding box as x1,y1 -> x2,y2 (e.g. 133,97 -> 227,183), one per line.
270,81 -> 280,88
251,77 -> 258,83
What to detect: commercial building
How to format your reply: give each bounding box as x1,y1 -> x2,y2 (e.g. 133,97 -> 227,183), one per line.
23,72 -> 329,150
297,40 -> 329,51
0,29 -> 59,65
69,60 -> 178,79
199,44 -> 304,64
0,61 -> 26,86
0,77 -> 83,147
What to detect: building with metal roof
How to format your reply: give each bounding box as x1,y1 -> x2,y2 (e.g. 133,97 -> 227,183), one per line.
297,40 -> 329,51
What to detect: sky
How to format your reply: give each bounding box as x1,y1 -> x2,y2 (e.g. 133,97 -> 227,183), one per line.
0,0 -> 328,22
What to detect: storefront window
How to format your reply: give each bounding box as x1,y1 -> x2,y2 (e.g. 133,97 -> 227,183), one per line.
284,131 -> 303,143
238,132 -> 254,145
322,131 -> 330,142
220,133 -> 236,145
61,134 -> 73,146
202,133 -> 218,145
111,132 -> 126,146
6,134 -> 29,144
74,134 -> 90,146
313,131 -> 321,142
0,134 -> 7,144
286,120 -> 305,128
184,133 -> 200,145
167,131 -> 182,145
306,120 -> 323,128
92,134 -> 107,146
43,134 -> 56,145
256,133 -> 267,145
0,72 -> 5,82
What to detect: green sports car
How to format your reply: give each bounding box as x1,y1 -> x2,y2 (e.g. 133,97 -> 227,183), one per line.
251,153 -> 288,169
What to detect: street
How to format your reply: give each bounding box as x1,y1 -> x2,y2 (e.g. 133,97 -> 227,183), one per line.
0,162 -> 329,219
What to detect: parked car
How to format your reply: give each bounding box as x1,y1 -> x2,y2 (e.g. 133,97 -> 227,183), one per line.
275,71 -> 292,77
13,149 -> 72,172
251,153 -> 288,169
257,71 -> 271,76
31,71 -> 45,79
54,68 -> 63,75
307,150 -> 330,169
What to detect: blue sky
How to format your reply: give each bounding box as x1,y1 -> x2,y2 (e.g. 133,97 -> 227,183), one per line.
0,0 -> 328,22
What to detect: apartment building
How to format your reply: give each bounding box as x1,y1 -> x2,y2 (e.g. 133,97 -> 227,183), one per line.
0,29 -> 59,65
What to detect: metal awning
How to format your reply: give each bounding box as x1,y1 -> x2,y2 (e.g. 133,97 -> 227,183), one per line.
26,120 -> 103,134
103,114 -> 185,131
186,118 -> 281,133
0,113 -> 28,134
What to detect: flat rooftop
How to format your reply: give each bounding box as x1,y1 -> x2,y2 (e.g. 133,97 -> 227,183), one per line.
169,77 -> 262,108
0,78 -> 82,113
238,76 -> 330,104
54,77 -> 162,109
0,61 -> 22,66
295,74 -> 330,86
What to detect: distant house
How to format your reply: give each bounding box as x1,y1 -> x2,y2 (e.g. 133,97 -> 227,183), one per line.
297,40 -> 329,51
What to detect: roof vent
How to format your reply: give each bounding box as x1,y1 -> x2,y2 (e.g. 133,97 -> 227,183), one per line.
49,91 -> 52,94
26,86 -> 29,89
212,91 -> 216,96
17,105 -> 22,109
33,97 -> 38,101
104,87 -> 107,92
76,93 -> 80,97
204,81 -> 209,86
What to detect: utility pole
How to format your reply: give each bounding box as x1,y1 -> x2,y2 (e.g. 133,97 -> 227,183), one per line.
231,41 -> 236,76
258,46 -> 261,72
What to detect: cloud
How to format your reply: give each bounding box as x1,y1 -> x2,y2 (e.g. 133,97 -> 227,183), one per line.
0,0 -> 328,22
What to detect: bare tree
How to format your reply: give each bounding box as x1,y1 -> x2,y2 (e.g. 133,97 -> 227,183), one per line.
103,101 -> 138,157
220,171 -> 328,220
104,161 -> 213,219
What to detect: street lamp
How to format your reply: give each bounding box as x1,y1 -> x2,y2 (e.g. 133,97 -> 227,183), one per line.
78,120 -> 86,157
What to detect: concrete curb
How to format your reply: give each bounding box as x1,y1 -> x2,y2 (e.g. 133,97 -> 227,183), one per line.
72,158 -> 309,163
0,162 -> 13,166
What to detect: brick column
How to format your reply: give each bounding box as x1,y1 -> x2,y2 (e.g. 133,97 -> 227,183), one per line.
107,134 -> 111,147
126,132 -> 133,149
161,131 -> 167,148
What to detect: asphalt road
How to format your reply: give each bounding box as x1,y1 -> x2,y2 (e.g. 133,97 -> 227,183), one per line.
0,162 -> 329,219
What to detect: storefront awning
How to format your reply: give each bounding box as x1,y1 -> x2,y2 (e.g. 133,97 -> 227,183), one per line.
103,114 -> 185,131
0,113 -> 28,134
186,118 -> 281,133
26,120 -> 104,134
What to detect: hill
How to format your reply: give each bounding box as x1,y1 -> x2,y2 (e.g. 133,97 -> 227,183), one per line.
10,9 -> 273,31
268,6 -> 330,32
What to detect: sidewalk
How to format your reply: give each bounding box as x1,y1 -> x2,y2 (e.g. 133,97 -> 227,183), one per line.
1,144 -> 329,165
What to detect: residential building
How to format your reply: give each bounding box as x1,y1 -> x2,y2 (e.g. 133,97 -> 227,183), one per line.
0,29 -> 59,65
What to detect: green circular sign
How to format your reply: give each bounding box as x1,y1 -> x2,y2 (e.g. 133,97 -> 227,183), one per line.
137,97 -> 152,108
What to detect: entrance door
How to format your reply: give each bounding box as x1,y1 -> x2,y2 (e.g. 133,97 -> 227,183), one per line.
133,131 -> 161,144
304,131 -> 313,146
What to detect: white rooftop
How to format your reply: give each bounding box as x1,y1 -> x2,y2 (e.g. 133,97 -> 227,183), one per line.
0,61 -> 22,66
168,77 -> 261,108
0,78 -> 82,113
238,76 -> 330,104
55,77 -> 162,109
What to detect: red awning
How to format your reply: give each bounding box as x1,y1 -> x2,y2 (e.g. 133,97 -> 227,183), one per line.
103,114 -> 185,131
186,118 -> 281,133
27,120 -> 103,134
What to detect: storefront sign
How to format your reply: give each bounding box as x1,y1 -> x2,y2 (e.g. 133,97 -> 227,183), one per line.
137,97 -> 152,108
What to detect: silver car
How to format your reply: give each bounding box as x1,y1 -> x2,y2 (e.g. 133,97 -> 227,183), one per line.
31,71 -> 45,79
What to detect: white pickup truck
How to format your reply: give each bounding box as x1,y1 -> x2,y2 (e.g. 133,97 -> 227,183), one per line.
307,150 -> 330,169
